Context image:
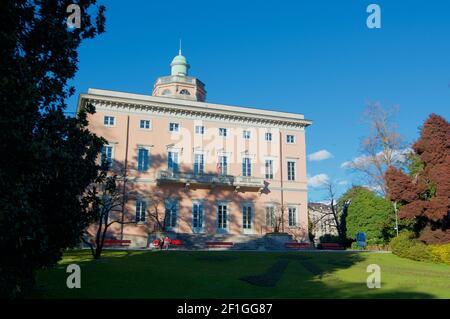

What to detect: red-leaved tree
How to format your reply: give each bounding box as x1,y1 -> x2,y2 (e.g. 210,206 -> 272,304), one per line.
385,114 -> 450,243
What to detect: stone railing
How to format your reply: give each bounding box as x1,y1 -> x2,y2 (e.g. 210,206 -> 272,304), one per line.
156,170 -> 265,189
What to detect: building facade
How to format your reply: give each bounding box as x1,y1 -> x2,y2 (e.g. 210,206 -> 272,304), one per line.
78,50 -> 312,247
308,203 -> 339,244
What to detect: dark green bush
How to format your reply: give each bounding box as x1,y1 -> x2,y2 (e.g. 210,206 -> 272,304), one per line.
319,234 -> 341,243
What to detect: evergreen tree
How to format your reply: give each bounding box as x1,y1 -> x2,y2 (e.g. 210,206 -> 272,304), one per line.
0,0 -> 106,297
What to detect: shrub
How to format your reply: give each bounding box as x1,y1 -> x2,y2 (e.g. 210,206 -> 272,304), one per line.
429,244 -> 450,265
406,242 -> 433,262
319,234 -> 341,243
390,231 -> 434,262
390,231 -> 415,258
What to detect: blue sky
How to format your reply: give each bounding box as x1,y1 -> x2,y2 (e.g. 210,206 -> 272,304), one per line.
68,0 -> 450,201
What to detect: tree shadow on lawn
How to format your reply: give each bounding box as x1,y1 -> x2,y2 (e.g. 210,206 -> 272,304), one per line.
33,250 -> 437,299
238,252 -> 436,299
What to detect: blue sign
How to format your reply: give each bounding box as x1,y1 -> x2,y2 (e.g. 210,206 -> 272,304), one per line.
356,232 -> 367,248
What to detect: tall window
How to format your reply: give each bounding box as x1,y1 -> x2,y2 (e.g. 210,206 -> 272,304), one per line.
195,125 -> 204,135
265,132 -> 272,141
217,204 -> 228,230
165,201 -> 178,229
243,130 -> 251,139
286,134 -> 295,144
287,161 -> 296,181
242,205 -> 252,230
265,206 -> 275,227
140,119 -> 151,129
169,122 -> 179,132
218,156 -> 228,175
265,159 -> 274,179
101,145 -> 113,168
135,200 -> 146,222
288,207 -> 297,227
103,116 -> 115,126
219,128 -> 227,137
242,158 -> 251,177
137,148 -> 149,172
192,202 -> 204,230
168,151 -> 179,173
194,153 -> 204,175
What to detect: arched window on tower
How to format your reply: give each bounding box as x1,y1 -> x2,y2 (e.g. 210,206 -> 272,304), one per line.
179,89 -> 190,95
162,89 -> 172,95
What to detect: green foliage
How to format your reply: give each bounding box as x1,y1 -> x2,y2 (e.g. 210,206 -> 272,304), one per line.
0,0 -> 105,298
319,234 -> 341,243
429,244 -> 450,265
340,186 -> 396,245
406,152 -> 424,177
390,231 -> 434,262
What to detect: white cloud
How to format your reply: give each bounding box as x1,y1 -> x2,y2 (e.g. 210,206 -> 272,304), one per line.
308,174 -> 330,188
338,180 -> 348,185
308,150 -> 333,161
341,148 -> 412,169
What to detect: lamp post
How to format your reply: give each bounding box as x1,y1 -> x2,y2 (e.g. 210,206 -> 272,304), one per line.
393,201 -> 399,237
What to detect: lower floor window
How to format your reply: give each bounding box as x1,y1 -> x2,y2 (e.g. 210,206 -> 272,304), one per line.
165,201 -> 178,228
193,202 -> 204,229
288,207 -> 297,227
265,206 -> 275,227
136,200 -> 146,222
242,205 -> 252,229
217,204 -> 228,229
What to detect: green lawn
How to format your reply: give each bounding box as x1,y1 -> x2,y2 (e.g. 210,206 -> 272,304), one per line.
32,250 -> 450,299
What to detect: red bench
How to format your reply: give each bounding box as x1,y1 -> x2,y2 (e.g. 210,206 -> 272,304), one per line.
152,239 -> 183,248
102,239 -> 131,247
285,242 -> 312,249
320,243 -> 345,250
205,241 -> 234,248
170,239 -> 183,247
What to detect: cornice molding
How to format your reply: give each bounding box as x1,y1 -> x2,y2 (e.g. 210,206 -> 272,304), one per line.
80,94 -> 311,131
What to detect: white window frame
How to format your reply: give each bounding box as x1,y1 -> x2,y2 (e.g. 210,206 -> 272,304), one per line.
103,115 -> 115,127
216,202 -> 229,233
135,199 -> 147,223
139,119 -> 152,130
243,130 -> 251,140
242,157 -> 252,177
241,203 -> 254,234
265,205 -> 276,228
265,159 -> 274,180
193,152 -> 205,175
167,150 -> 180,173
165,199 -> 178,231
218,155 -> 228,176
265,132 -> 272,141
101,144 -> 114,168
219,127 -> 228,137
286,134 -> 296,144
288,206 -> 298,227
195,125 -> 205,135
192,200 -> 204,233
169,122 -> 180,133
137,147 -> 150,172
287,160 -> 296,181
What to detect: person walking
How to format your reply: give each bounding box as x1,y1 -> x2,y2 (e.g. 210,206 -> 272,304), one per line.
163,236 -> 171,250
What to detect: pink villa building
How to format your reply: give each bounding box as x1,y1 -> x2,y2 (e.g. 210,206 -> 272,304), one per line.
78,49 -> 312,247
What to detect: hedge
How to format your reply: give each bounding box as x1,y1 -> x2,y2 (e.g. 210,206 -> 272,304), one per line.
390,231 -> 450,264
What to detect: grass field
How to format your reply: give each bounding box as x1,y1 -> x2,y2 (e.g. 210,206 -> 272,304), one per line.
32,249 -> 450,299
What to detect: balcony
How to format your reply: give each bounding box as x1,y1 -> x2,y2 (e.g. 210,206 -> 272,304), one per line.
234,176 -> 266,189
156,170 -> 234,187
156,170 -> 266,192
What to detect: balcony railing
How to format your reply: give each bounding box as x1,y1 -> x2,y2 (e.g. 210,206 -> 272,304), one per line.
156,170 -> 234,186
156,75 -> 195,85
156,170 -> 265,190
